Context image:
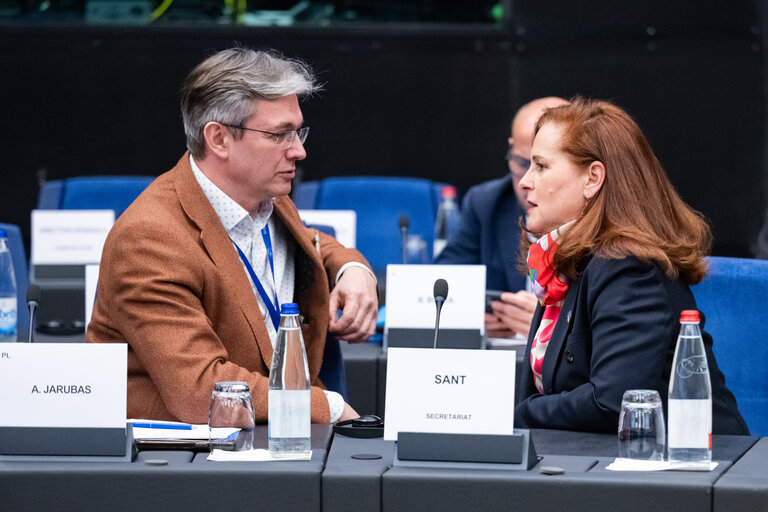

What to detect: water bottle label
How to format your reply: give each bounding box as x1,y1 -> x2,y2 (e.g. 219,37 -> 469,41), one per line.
668,399 -> 712,449
675,355 -> 708,379
0,297 -> 17,334
268,389 -> 310,438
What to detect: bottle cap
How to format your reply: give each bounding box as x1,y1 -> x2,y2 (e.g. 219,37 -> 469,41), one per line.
680,310 -> 700,323
281,303 -> 299,315
441,186 -> 457,198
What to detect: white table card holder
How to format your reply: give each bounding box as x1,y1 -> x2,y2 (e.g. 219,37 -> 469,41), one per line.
31,209 -> 114,278
298,209 -> 357,248
385,346 -> 538,470
0,343 -> 131,460
384,264 -> 486,349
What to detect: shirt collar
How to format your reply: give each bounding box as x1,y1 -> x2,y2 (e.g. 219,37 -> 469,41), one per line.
190,155 -> 274,232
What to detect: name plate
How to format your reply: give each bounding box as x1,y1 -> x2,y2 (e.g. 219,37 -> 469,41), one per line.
385,264 -> 486,330
0,343 -> 126,428
298,209 -> 357,248
31,209 -> 114,265
384,347 -> 516,441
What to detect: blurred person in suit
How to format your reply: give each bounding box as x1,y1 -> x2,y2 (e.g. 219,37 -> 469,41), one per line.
514,97 -> 748,434
87,48 -> 378,425
436,97 -> 569,339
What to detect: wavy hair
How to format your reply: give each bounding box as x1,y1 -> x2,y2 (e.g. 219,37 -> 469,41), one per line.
181,47 -> 320,159
520,97 -> 711,285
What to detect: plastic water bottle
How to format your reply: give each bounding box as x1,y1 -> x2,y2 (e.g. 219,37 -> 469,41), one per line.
268,303 -> 311,457
0,229 -> 18,343
667,309 -> 712,464
433,186 -> 461,259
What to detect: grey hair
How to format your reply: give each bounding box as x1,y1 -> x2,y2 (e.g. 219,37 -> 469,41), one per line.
181,47 -> 320,159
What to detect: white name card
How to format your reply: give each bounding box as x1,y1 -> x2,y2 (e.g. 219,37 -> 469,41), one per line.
0,343 -> 127,428
31,209 -> 115,265
298,209 -> 357,248
383,347 -> 516,441
385,264 -> 486,330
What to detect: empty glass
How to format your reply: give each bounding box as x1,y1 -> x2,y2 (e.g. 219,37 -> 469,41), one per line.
618,389 -> 666,461
209,381 -> 255,452
405,235 -> 429,264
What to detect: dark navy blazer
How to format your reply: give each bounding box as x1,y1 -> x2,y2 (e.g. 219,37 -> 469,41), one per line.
515,256 -> 749,435
435,176 -> 527,292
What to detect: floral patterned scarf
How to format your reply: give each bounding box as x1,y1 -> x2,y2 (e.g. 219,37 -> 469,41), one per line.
526,222 -> 572,393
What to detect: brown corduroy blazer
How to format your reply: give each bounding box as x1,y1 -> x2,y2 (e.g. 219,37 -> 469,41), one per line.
86,154 -> 369,424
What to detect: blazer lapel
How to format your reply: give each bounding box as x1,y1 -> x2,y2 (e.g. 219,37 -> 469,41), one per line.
273,198 -> 330,380
173,155 -> 274,366
540,284 -> 578,394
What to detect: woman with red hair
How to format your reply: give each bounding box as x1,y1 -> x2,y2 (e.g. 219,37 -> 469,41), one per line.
515,97 -> 748,434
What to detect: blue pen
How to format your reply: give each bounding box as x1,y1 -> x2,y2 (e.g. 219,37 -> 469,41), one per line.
132,422 -> 193,430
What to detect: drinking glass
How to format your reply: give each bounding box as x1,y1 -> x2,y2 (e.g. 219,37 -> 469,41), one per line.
209,381 -> 255,451
617,389 -> 665,461
405,235 -> 429,264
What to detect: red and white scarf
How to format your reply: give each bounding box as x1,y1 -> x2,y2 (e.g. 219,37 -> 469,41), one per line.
526,223 -> 572,393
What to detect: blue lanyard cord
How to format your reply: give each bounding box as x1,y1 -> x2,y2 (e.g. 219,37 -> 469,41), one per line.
232,225 -> 280,331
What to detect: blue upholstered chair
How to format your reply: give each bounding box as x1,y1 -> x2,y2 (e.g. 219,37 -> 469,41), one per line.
37,176 -> 155,218
692,256 -> 768,436
294,177 -> 452,273
0,223 -> 29,342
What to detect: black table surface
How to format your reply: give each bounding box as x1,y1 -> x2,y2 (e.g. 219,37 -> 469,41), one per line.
326,428 -> 759,512
0,425 -> 763,512
0,424 -> 333,512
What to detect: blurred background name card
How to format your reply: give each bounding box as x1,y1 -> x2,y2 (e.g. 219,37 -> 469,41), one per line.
383,347 -> 515,441
31,209 -> 115,265
0,343 -> 126,429
385,264 -> 485,330
298,209 -> 357,248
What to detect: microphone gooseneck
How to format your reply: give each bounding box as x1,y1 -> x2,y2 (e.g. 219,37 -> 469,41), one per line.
398,215 -> 410,264
26,284 -> 41,343
432,279 -> 449,349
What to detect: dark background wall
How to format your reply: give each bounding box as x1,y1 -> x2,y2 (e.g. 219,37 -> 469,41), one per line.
1,0 -> 765,257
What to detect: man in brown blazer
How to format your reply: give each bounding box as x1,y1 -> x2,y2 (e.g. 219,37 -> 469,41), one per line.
86,48 -> 378,425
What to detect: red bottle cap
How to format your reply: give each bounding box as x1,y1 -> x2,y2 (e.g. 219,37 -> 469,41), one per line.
442,186 -> 457,198
680,310 -> 700,323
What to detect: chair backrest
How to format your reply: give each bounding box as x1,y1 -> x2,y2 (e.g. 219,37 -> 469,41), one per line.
299,177 -> 448,272
0,223 -> 29,342
37,176 -> 155,218
692,256 -> 768,436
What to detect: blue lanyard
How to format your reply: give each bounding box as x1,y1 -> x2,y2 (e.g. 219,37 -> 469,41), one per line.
232,225 -> 280,331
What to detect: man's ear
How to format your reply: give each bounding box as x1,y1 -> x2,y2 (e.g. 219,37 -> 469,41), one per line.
584,160 -> 605,199
203,122 -> 231,160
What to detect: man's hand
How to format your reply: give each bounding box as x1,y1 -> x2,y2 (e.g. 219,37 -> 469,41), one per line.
328,266 -> 378,343
486,290 -> 537,338
338,402 -> 360,422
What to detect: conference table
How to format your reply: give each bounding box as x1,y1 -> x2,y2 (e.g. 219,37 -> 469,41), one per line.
1,425 -> 765,512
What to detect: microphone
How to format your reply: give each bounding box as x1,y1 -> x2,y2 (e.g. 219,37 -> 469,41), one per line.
398,215 -> 410,264
432,279 -> 448,349
26,284 -> 41,343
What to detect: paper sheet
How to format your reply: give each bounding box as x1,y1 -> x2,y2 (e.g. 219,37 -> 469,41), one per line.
606,458 -> 718,471
207,449 -> 312,462
129,419 -> 238,441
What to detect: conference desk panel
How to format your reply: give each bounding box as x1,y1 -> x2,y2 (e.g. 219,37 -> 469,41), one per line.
0,425 -> 332,512
714,437 -> 768,512
326,429 -> 757,512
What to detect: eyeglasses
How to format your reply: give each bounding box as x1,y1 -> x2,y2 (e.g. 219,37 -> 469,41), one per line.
220,123 -> 310,148
506,146 -> 531,174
